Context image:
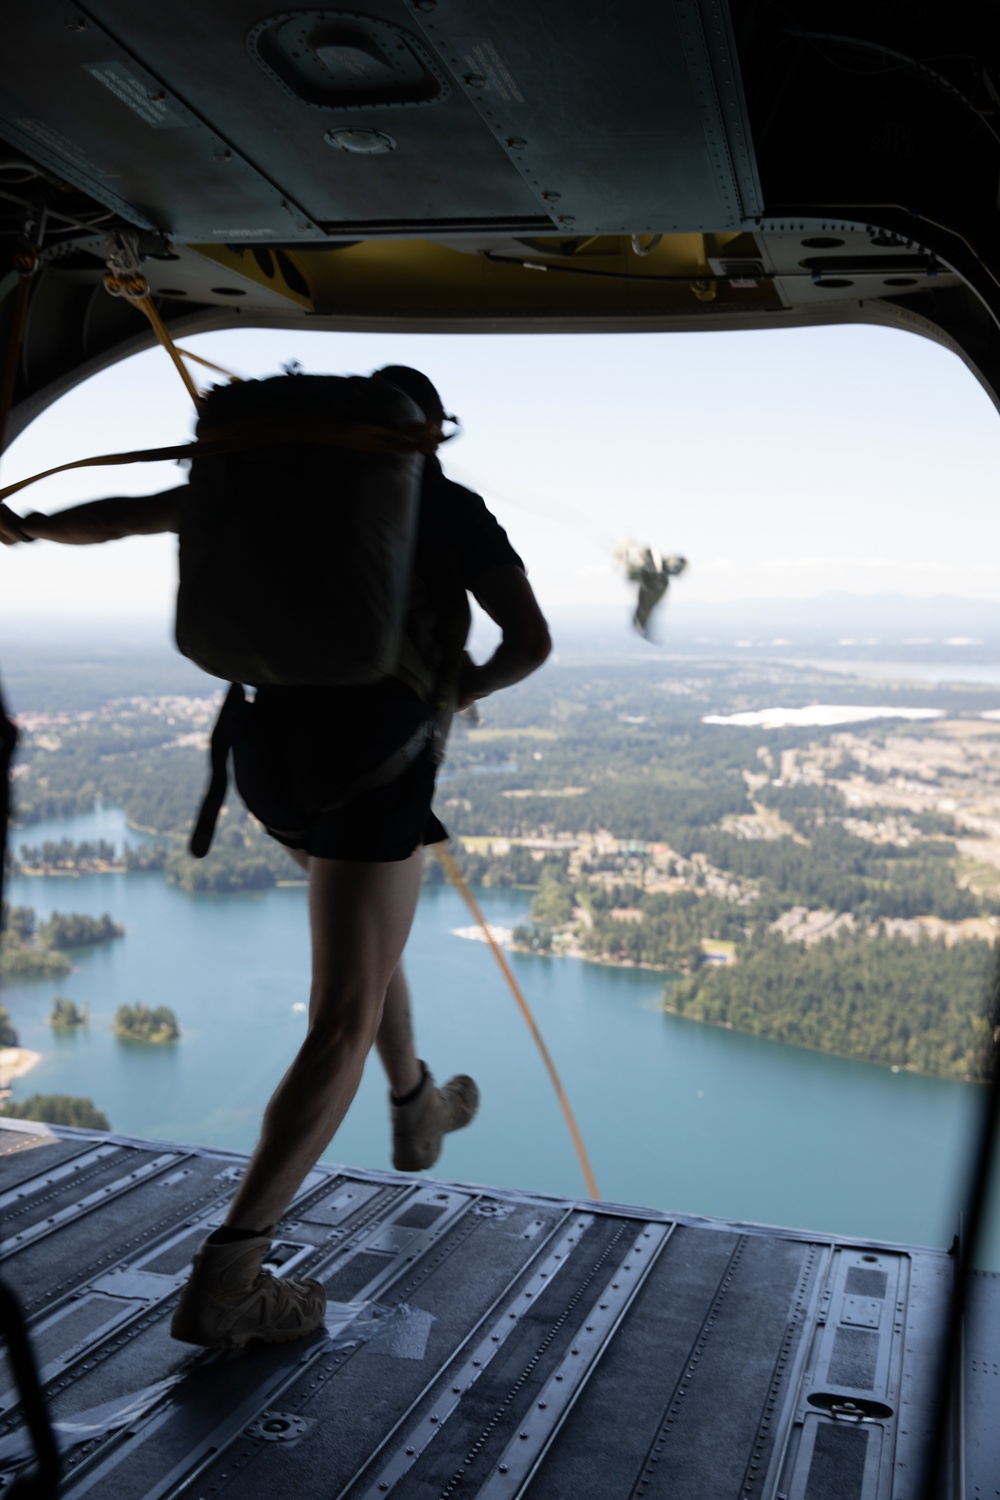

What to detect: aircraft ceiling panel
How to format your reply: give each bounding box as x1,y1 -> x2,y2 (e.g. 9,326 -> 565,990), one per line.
409,0 -> 760,233
3,0 -> 999,429
0,1 -> 326,242
0,1 -> 761,242
74,0 -> 556,235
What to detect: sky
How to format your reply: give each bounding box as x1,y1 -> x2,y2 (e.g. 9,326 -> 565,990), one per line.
1,320 -> 999,625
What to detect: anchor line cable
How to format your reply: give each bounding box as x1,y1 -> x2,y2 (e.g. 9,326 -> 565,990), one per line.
434,841 -> 600,1201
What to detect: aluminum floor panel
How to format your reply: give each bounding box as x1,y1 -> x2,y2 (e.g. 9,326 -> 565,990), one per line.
0,1125 -> 984,1499
965,1269 -> 1000,1497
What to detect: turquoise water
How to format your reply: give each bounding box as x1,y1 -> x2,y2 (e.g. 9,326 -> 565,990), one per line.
3,809 -> 997,1267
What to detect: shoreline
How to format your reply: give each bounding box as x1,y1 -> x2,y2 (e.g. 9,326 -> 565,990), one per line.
506,938 -> 676,978
451,917 -> 681,978
501,939 -> 988,1086
9,806 -> 990,1086
659,1002 -> 987,1085
0,1047 -> 42,1095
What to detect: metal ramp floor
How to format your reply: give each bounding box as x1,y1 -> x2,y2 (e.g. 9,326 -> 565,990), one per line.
1,1121 -> 997,1499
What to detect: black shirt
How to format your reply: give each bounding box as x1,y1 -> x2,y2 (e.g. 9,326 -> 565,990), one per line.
402,455 -> 524,701
415,454 -> 523,583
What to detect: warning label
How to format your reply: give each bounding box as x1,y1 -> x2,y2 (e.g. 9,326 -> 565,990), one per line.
83,61 -> 186,129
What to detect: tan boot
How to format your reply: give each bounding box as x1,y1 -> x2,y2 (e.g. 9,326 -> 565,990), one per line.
391,1067 -> 479,1172
170,1232 -> 326,1350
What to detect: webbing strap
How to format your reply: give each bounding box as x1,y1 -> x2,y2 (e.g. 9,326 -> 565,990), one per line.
106,276 -> 202,409
0,419 -> 446,507
189,682 -> 245,858
172,347 -> 243,382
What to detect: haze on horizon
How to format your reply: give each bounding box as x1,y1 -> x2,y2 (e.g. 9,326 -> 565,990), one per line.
1,321 -> 998,627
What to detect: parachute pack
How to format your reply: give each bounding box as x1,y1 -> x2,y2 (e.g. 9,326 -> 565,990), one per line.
178,371 -> 443,856
0,368 -> 444,857
177,371 -> 428,689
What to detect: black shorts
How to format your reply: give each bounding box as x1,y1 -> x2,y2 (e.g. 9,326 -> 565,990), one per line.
232,684 -> 448,862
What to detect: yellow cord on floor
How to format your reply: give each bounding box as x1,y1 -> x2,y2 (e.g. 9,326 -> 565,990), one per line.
435,841 -> 600,1201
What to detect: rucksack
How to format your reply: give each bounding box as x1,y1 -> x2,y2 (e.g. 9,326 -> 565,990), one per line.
177,372 -> 427,688
179,372 -> 444,857
0,369 -> 444,857
1,369 -> 435,691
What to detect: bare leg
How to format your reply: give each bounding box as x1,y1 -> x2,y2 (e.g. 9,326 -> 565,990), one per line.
286,849 -> 421,1094
376,965 -> 423,1099
225,848 -> 423,1231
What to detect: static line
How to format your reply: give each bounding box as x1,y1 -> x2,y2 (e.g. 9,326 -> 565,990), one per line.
435,841 -> 600,1201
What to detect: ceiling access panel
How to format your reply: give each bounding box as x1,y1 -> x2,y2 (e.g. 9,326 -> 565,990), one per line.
0,1 -> 322,242
409,0 -> 763,235
58,0 -> 556,238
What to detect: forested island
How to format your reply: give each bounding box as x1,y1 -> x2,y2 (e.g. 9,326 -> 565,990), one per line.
7,662 -> 1000,1080
50,997 -> 86,1028
0,902 -> 123,977
114,1003 -> 180,1044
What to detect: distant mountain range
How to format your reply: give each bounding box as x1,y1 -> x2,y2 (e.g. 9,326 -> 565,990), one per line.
4,595 -> 1000,682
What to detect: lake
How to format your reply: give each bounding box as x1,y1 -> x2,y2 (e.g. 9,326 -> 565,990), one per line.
3,807 -> 997,1269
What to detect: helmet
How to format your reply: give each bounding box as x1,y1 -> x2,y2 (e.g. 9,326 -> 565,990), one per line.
375,365 -> 456,426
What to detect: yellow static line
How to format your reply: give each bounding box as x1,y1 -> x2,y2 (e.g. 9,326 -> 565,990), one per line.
173,347 -> 243,383
435,841 -> 600,1201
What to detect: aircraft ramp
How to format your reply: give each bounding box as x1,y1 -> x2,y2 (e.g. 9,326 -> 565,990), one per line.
1,1121 -> 997,1498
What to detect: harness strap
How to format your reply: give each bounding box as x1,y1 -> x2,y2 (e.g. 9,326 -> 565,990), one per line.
189,692 -> 439,858
189,682 -> 245,858
0,420 -> 449,507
